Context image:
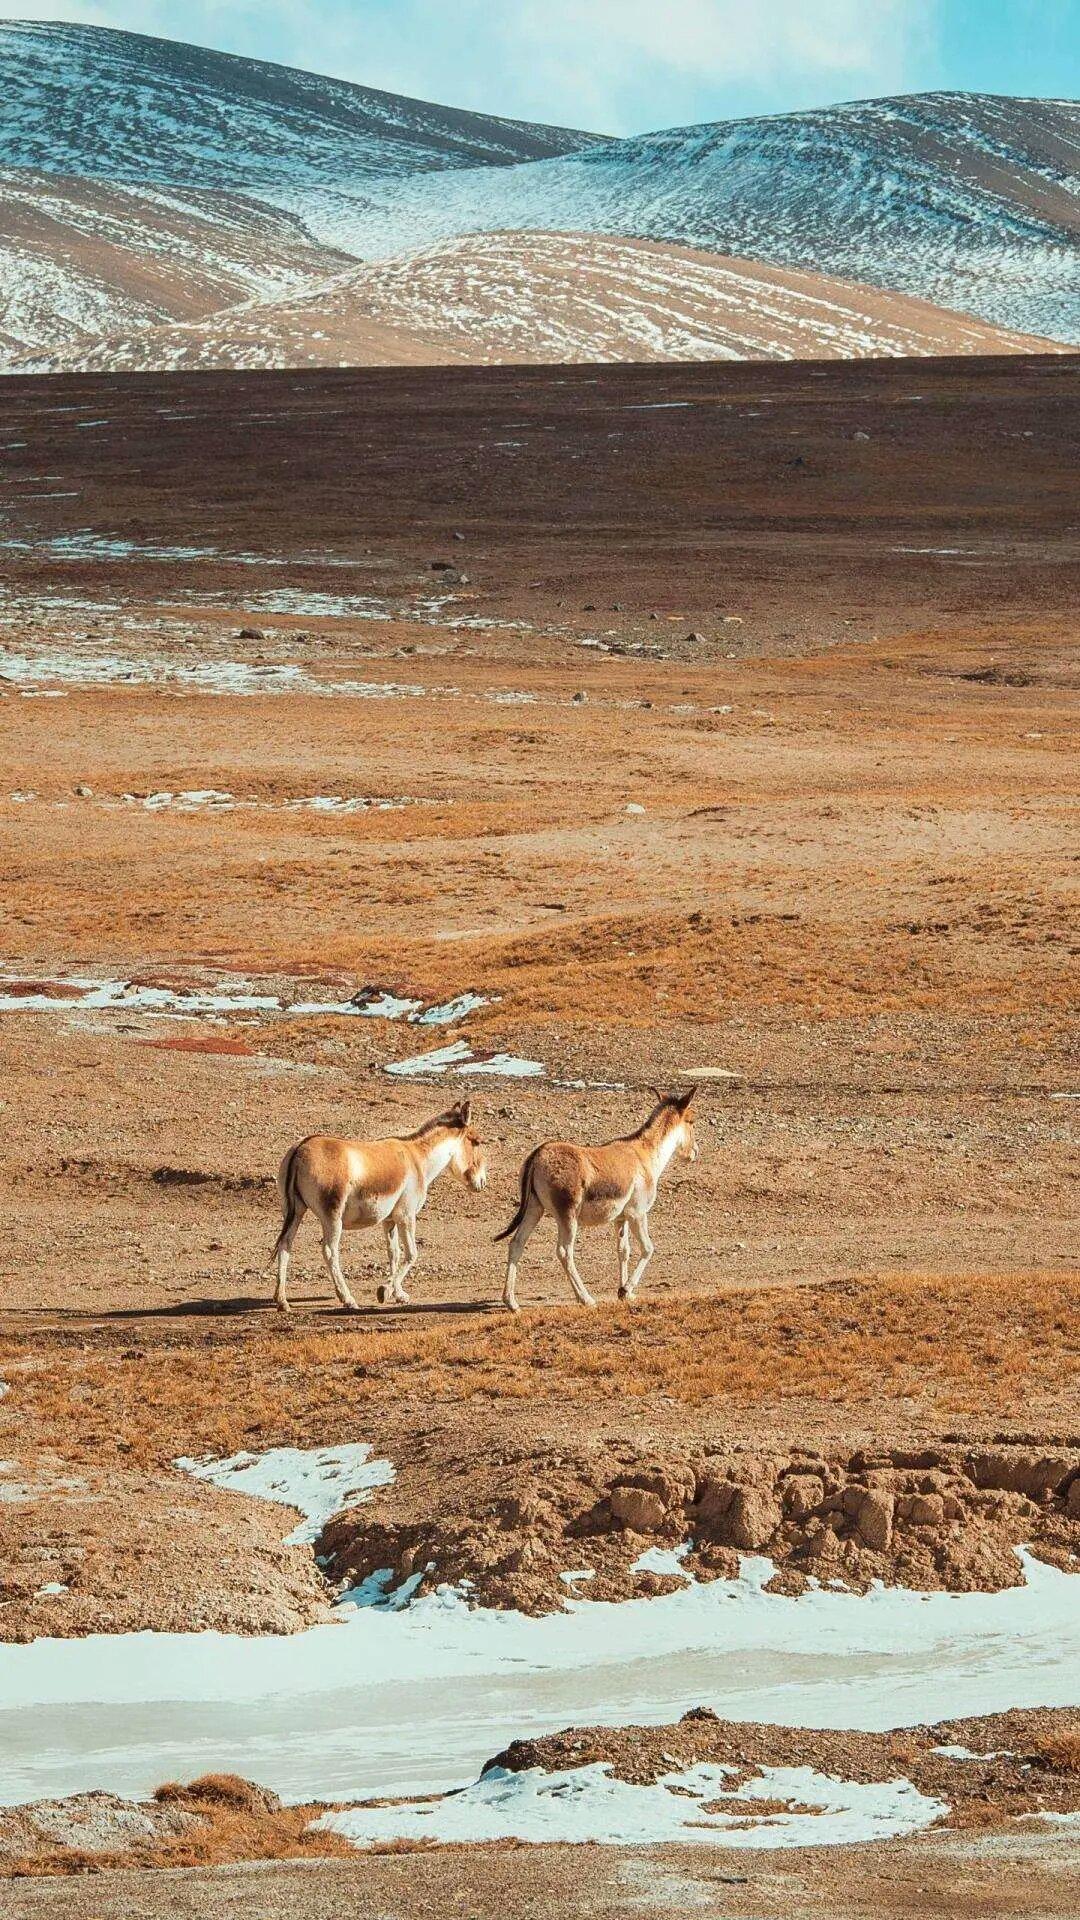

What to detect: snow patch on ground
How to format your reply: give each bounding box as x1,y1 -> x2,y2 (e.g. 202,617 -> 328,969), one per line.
932,1743 -> 1010,1761
175,1443 -> 394,1546
0,1551 -> 1076,1808
320,1758 -> 946,1848
117,791 -> 425,813
0,649 -> 442,700
0,970 -> 491,1028
386,1037 -> 543,1078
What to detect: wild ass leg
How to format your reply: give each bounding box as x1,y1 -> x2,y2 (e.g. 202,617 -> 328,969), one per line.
616,1219 -> 632,1300
321,1209 -> 360,1312
391,1217 -> 420,1304
377,1224 -> 401,1306
503,1193 -> 542,1313
556,1212 -> 595,1309
274,1202 -> 307,1313
622,1210 -> 654,1301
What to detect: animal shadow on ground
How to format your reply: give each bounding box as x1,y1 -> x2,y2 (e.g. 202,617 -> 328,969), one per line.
1,1295 -> 498,1323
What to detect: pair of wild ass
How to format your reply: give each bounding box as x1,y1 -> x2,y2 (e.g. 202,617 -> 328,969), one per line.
272,1089 -> 698,1313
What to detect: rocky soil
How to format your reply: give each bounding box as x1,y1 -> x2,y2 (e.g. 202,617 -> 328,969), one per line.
0,1455 -> 329,1642
322,1435 -> 1080,1613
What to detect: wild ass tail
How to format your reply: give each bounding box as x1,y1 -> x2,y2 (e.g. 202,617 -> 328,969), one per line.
494,1147 -> 541,1242
271,1143 -> 303,1261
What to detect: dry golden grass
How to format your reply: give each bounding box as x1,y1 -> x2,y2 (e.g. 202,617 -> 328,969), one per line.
1031,1732 -> 1080,1775
4,1270 -> 1074,1466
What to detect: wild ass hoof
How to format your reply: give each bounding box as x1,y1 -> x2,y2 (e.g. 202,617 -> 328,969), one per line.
376,1284 -> 387,1305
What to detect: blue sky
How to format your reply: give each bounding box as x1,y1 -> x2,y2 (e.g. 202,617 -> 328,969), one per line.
10,0 -> 1079,131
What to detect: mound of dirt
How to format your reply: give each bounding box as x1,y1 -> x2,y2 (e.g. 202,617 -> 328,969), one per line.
0,1789 -> 200,1863
0,1456 -> 331,1642
0,1774 -> 349,1878
486,1705 -> 1080,1831
319,1438 -> 1080,1613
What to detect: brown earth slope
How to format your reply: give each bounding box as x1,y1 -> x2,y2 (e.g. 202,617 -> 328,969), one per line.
0,171 -> 356,366
29,232 -> 1063,374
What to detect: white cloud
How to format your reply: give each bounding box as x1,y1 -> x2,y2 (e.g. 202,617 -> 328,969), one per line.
2,0 -> 937,132
3,0 -> 116,20
318,0 -> 937,131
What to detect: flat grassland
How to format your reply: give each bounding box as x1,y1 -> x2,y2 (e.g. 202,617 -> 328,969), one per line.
0,356 -> 1076,1913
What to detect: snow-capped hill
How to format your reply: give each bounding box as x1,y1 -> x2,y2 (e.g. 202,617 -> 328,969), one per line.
0,171 -> 350,365
0,20 -> 599,195
329,92 -> 1080,343
0,19 -> 600,367
29,231 -> 1062,375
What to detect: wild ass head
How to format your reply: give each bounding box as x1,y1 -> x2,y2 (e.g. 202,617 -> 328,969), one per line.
441,1099 -> 489,1191
647,1085 -> 699,1162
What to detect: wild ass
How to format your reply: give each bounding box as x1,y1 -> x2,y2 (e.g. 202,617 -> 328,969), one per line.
272,1102 -> 488,1312
495,1088 -> 698,1311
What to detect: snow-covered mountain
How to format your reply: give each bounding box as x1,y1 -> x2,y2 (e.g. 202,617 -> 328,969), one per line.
322,93 -> 1080,344
0,21 -> 597,190
0,171 -> 352,364
1,22 -> 1077,370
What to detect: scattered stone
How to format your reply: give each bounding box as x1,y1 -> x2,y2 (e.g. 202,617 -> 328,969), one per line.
967,1451 -> 1073,1501
237,626 -> 264,640
783,1473 -> 825,1519
610,1485 -> 667,1533
856,1489 -> 894,1551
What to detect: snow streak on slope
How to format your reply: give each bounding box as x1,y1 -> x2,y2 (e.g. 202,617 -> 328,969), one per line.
31,232 -> 1063,373
0,172 -> 350,363
313,94 -> 1080,343
0,23 -> 598,211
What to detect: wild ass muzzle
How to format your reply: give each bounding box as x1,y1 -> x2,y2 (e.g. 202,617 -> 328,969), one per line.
272,1102 -> 488,1311
494,1088 -> 698,1311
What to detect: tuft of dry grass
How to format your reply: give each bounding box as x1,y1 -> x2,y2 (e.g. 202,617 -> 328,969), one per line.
5,1775 -> 351,1879
1031,1732 -> 1080,1775
154,1772 -> 269,1811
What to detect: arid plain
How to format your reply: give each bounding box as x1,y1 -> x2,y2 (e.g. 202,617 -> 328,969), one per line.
0,355 -> 1077,1912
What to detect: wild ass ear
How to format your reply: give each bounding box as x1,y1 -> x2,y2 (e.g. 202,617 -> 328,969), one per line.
677,1085 -> 699,1110
453,1098 -> 472,1128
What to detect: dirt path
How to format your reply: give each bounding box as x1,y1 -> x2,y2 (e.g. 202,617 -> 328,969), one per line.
5,1829 -> 1080,1918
